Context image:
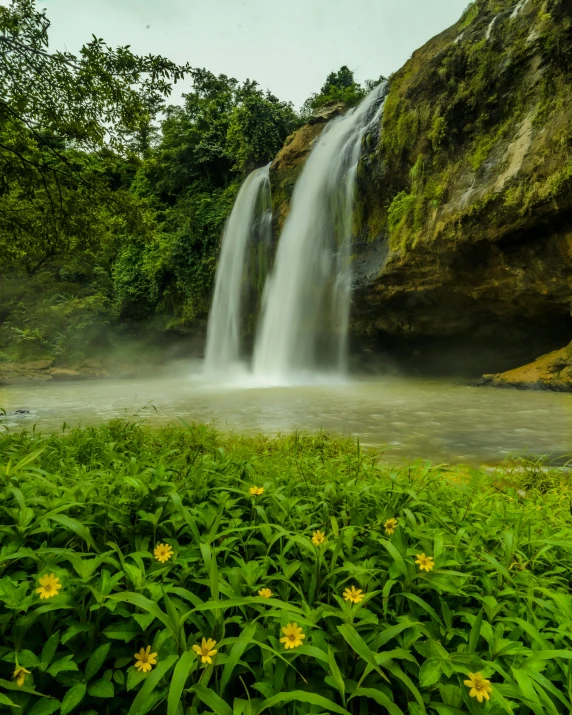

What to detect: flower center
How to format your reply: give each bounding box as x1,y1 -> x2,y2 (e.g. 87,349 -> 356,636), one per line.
288,634 -> 296,641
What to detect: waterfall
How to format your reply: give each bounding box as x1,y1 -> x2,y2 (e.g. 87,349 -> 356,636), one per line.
252,83 -> 386,382
511,0 -> 530,19
485,15 -> 498,40
204,164 -> 271,372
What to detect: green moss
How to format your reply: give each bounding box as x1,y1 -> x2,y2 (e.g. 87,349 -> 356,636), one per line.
388,192 -> 415,232
459,1 -> 479,29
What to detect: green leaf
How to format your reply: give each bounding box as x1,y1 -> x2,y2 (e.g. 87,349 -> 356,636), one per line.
468,610 -> 483,653
133,613 -> 155,631
103,620 -> 140,642
47,514 -> 99,553
47,655 -> 79,676
189,683 -> 233,715
85,642 -> 111,681
60,683 -> 87,715
220,623 -> 256,694
127,654 -> 178,715
0,692 -> 19,708
327,647 -> 346,704
350,687 -> 404,715
419,658 -> 443,687
109,593 -> 177,640
27,700 -> 62,715
259,690 -> 351,715
40,631 -> 60,667
87,678 -> 114,698
167,651 -> 196,715
337,624 -> 388,681
382,539 -> 410,581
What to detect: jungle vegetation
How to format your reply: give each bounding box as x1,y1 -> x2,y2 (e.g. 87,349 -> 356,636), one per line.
0,1 -> 371,364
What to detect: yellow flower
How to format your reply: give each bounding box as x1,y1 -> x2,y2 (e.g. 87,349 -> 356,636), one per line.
415,553 -> 435,572
35,573 -> 62,599
343,585 -> 364,604
311,530 -> 326,546
12,666 -> 31,687
134,645 -> 158,673
384,517 -> 398,535
258,588 -> 273,598
154,543 -> 173,563
464,672 -> 493,702
249,486 -> 264,496
192,637 -> 218,664
280,622 -> 305,650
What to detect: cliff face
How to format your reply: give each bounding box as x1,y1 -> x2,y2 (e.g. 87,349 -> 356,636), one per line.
353,0 -> 572,348
271,0 -> 572,383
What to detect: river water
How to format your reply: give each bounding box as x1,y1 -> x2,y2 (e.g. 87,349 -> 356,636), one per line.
1,368 -> 571,465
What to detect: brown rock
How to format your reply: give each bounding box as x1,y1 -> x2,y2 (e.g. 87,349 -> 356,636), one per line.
307,101 -> 346,125
23,359 -> 53,371
480,343 -> 572,392
50,368 -> 84,381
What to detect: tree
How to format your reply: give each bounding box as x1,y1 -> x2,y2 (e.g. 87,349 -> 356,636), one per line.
0,0 -> 189,271
301,66 -> 386,118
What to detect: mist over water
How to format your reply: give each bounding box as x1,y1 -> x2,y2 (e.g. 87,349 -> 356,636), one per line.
253,83 -> 386,383
3,373 -> 572,465
204,164 -> 271,372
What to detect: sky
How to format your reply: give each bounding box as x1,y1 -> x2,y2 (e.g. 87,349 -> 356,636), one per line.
34,0 -> 468,110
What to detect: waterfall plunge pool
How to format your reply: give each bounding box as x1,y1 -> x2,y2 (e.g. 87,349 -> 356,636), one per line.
1,367 -> 571,466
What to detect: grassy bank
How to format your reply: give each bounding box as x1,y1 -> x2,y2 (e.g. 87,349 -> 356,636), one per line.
0,420 -> 571,714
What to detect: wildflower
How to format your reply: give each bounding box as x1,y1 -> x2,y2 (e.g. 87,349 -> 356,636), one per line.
312,530 -> 326,546
35,573 -> 62,599
343,585 -> 364,604
384,517 -> 398,535
415,553 -> 435,572
464,672 -> 493,702
154,543 -> 173,563
12,666 -> 30,687
249,486 -> 264,496
258,587 -> 273,598
280,623 -> 305,650
134,646 -> 158,673
192,637 -> 218,664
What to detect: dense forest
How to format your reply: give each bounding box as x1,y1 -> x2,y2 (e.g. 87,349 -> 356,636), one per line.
0,0 -> 373,365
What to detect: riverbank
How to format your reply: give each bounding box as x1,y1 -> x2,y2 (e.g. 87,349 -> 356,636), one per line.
0,421 -> 571,713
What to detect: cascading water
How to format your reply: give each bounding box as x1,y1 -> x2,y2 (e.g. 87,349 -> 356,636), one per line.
253,83 -> 386,382
204,164 -> 271,372
511,0 -> 530,19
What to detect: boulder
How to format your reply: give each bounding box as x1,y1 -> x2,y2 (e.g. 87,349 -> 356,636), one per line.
50,368 -> 83,381
480,343 -> 572,392
23,359 -> 53,370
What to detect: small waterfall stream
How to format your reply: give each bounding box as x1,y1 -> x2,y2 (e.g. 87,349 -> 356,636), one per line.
204,164 -> 271,372
252,83 -> 386,382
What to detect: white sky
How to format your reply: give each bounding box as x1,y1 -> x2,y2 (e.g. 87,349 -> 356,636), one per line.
36,0 -> 467,110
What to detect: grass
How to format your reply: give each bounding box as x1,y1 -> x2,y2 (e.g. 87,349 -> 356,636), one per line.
1,419 -> 572,714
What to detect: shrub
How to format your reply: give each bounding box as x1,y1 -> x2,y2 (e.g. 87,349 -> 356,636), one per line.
0,422 -> 571,713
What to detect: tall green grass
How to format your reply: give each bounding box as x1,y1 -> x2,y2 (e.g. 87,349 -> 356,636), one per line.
1,420 -> 571,714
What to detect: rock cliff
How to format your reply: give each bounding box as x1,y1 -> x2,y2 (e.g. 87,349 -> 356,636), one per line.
271,0 -> 572,387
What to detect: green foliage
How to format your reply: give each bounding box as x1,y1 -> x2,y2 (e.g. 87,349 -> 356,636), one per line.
0,421 -> 571,713
0,4 -> 299,361
301,66 -> 380,118
0,0 -> 187,272
387,191 -> 416,232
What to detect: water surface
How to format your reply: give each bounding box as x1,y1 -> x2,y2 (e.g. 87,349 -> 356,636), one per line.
1,368 -> 571,465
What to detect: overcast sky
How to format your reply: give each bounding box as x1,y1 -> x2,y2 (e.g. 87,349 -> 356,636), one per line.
36,0 -> 467,109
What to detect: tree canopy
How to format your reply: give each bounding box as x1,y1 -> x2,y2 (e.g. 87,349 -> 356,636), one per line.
0,1 -> 300,360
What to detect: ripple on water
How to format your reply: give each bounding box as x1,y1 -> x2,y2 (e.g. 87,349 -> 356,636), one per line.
0,372 -> 571,465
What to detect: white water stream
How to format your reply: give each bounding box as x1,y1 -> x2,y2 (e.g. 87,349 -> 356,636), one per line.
511,0 -> 530,19
204,165 -> 271,372
252,83 -> 386,383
